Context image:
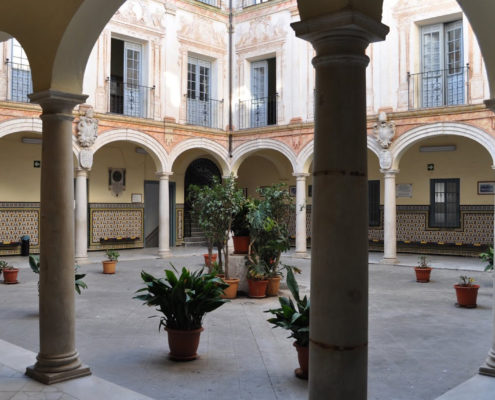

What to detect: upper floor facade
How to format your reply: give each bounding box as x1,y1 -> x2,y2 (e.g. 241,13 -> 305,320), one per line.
0,0 -> 489,131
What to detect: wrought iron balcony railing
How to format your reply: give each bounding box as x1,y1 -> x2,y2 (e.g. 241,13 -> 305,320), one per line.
108,78 -> 155,119
242,0 -> 271,8
6,60 -> 32,103
186,97 -> 224,129
196,0 -> 221,7
407,65 -> 469,110
239,95 -> 278,129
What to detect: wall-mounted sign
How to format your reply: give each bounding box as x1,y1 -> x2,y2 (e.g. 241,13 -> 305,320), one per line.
396,183 -> 413,198
33,160 -> 41,168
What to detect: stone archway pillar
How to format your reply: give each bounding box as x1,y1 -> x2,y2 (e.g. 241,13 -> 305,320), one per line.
158,172 -> 173,257
75,168 -> 89,263
381,169 -> 398,263
292,12 -> 388,399
25,90 -> 91,384
479,163 -> 495,376
294,172 -> 310,255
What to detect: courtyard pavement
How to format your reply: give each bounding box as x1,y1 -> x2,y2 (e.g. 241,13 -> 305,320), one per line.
0,248 -> 494,399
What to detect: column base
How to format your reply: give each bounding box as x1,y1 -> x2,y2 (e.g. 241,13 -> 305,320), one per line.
294,251 -> 309,259
158,250 -> 171,258
381,257 -> 399,265
75,256 -> 89,265
479,350 -> 495,377
26,364 -> 91,385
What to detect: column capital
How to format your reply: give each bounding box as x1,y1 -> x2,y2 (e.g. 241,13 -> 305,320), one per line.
29,90 -> 88,115
293,172 -> 310,179
156,171 -> 173,180
291,10 -> 389,51
75,168 -> 89,178
380,169 -> 399,176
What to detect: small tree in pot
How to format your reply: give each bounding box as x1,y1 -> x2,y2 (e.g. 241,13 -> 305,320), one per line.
134,266 -> 228,360
266,267 -> 309,379
231,201 -> 250,254
1,260 -> 19,284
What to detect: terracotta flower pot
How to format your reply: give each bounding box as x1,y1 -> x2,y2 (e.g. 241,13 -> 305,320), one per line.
293,342 -> 309,380
414,267 -> 432,283
102,260 -> 117,274
454,284 -> 480,308
221,277 -> 240,299
266,276 -> 281,296
165,327 -> 204,361
203,253 -> 217,267
233,236 -> 249,254
3,268 -> 19,284
247,278 -> 268,298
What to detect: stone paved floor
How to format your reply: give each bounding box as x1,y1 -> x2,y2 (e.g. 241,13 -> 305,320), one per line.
0,248 -> 493,399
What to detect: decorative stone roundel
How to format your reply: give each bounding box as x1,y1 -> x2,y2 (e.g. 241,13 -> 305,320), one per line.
79,149 -> 93,169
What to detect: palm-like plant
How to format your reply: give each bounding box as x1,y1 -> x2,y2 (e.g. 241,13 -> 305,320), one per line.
134,266 -> 229,331
265,267 -> 309,346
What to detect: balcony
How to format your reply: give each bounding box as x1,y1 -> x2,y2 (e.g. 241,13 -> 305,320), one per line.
407,65 -> 469,110
195,0 -> 221,7
108,78 -> 155,119
239,95 -> 277,129
6,60 -> 32,103
186,97 -> 224,130
242,0 -> 271,8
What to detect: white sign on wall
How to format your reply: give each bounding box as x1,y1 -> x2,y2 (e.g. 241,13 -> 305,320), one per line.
396,183 -> 413,198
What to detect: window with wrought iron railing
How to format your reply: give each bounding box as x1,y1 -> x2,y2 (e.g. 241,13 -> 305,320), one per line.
242,0 -> 270,8
108,78 -> 155,119
8,39 -> 33,103
195,0 -> 221,7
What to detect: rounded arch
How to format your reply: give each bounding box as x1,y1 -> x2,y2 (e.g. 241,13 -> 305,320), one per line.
390,122 -> 495,170
367,136 -> 382,159
169,138 -> 230,176
0,117 -> 79,156
231,139 -> 297,174
93,129 -> 169,172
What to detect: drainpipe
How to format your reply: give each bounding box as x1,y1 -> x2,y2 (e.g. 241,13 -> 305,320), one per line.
228,0 -> 233,157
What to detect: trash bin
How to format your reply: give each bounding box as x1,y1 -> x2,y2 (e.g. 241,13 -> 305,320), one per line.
21,235 -> 30,256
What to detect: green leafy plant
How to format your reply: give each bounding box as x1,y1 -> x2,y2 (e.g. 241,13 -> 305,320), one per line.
417,255 -> 430,269
231,201 -> 250,237
29,255 -> 87,294
105,249 -> 120,261
134,265 -> 229,331
457,275 -> 476,287
265,267 -> 309,347
480,247 -> 493,271
247,262 -> 269,281
0,260 -> 9,276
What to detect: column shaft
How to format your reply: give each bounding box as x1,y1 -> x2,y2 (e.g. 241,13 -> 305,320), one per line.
26,90 -> 91,384
382,170 -> 398,263
74,169 -> 88,262
158,173 -> 172,257
294,173 -> 309,255
292,12 -> 388,400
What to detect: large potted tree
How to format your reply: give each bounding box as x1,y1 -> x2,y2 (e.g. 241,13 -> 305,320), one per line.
189,175 -> 245,299
232,201 -> 250,254
266,267 -> 309,379
134,266 -> 228,360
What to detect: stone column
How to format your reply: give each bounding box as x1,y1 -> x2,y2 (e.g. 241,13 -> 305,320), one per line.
381,169 -> 398,264
479,164 -> 495,376
294,172 -> 310,256
158,172 -> 173,258
26,90 -> 91,384
292,12 -> 388,399
74,168 -> 88,263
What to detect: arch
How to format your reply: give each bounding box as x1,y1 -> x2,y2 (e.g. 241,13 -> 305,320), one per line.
390,122 -> 495,170
93,129 -> 169,172
367,136 -> 382,159
231,139 -> 297,174
0,117 -> 79,156
169,138 -> 230,176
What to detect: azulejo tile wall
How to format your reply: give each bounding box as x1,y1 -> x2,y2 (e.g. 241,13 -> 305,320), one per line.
89,203 -> 144,250
368,205 -> 494,245
0,203 -> 40,255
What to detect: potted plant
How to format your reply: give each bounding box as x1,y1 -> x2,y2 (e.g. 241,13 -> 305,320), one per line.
454,275 -> 480,308
414,255 -> 432,283
266,267 -> 309,379
29,255 -> 87,294
1,261 -> 19,284
102,249 -> 120,274
480,247 -> 493,271
231,202 -> 250,254
134,266 -> 228,360
246,262 -> 269,298
189,175 -> 245,299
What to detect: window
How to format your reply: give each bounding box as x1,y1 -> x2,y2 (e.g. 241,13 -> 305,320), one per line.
110,38 -> 151,118
196,0 -> 220,6
9,39 -> 32,102
240,57 -> 277,129
429,178 -> 460,228
421,20 -> 465,108
242,0 -> 270,7
368,180 -> 380,227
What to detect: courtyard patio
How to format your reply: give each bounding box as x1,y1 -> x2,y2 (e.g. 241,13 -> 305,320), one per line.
0,249 -> 493,399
